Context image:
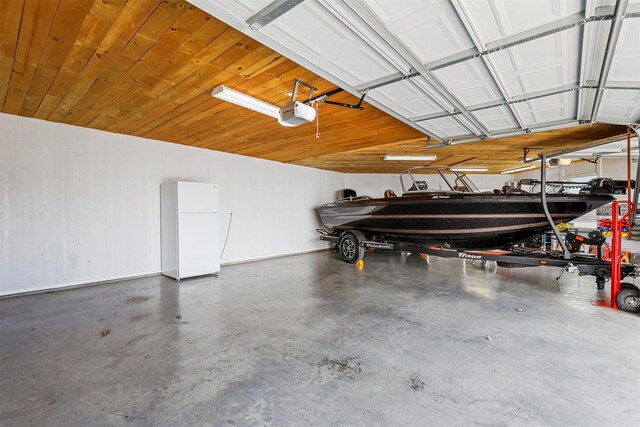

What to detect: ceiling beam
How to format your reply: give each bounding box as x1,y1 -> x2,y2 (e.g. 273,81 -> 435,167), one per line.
247,0 -> 306,31
590,0 -> 629,122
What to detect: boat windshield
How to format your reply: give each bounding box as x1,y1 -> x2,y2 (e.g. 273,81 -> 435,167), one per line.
400,166 -> 480,194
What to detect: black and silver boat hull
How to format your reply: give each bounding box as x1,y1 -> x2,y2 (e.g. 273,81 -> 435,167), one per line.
318,193 -> 613,250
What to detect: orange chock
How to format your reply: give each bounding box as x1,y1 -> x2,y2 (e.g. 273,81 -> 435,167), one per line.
356,259 -> 364,270
622,250 -> 631,263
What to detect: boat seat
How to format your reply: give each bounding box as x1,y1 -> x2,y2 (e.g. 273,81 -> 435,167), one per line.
502,185 -> 530,194
408,181 -> 428,191
384,189 -> 397,199
338,188 -> 357,199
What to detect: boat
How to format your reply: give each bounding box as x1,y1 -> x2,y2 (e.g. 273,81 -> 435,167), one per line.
318,166 -> 617,251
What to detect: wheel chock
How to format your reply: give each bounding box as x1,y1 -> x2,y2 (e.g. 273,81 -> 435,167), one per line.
356,259 -> 364,270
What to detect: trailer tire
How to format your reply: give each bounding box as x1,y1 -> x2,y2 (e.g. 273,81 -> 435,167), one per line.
339,232 -> 364,264
616,287 -> 640,313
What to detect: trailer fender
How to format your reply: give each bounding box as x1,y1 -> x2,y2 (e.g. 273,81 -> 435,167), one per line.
620,282 -> 639,291
350,230 -> 368,245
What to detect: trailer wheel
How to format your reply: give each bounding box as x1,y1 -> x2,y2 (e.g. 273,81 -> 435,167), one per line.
616,287 -> 640,313
339,232 -> 363,264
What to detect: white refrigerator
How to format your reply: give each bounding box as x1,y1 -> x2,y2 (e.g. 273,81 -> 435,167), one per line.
161,182 -> 220,280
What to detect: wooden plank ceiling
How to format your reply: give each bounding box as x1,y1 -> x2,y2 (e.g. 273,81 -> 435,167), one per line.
0,0 -> 627,173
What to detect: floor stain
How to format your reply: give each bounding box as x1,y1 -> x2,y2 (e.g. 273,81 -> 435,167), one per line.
408,375 -> 425,391
318,357 -> 362,379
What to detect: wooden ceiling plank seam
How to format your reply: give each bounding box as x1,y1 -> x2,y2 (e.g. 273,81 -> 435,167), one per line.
46,2 -> 134,122
207,35 -> 262,70
118,2 -> 186,60
12,0 -> 70,117
31,0 -> 117,119
127,0 -> 189,46
16,66 -> 57,116
0,56 -> 14,110
3,0 -> 59,114
112,37 -> 277,119
0,0 -> 25,59
103,66 -> 240,133
107,7 -> 209,92
0,0 -> 26,109
54,0 -> 181,126
177,14 -> 229,56
66,57 -> 138,126
35,0 -> 161,120
85,111 -> 117,130
60,4 -> 210,124
166,100 -> 241,130
231,48 -> 287,79
110,58 -> 308,135
134,91 -> 232,137
145,27 -> 245,97
116,33 -> 314,127
46,0 -> 183,122
133,75 -> 252,133
234,66 -> 316,97
69,25 -> 245,126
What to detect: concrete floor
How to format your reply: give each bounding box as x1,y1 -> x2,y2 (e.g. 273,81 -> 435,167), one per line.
1,251 -> 639,426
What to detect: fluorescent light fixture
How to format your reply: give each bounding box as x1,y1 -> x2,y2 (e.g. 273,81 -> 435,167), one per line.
212,85 -> 280,119
383,155 -> 437,161
212,85 -> 297,127
501,165 -> 536,174
450,167 -> 488,172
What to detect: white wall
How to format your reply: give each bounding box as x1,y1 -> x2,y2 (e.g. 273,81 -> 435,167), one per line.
599,158 -> 639,181
0,114 -> 343,295
344,173 -> 510,197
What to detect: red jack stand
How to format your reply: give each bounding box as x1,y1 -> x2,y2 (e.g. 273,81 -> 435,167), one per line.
593,200 -> 635,309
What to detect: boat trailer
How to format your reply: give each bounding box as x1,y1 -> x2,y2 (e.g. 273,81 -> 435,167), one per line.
318,199 -> 640,314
